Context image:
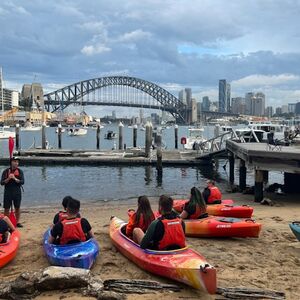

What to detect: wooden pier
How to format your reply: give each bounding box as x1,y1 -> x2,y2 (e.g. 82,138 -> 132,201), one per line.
226,140 -> 300,202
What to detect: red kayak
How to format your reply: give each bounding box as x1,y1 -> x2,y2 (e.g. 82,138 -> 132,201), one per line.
173,199 -> 253,218
183,216 -> 261,238
110,216 -> 216,294
0,230 -> 20,268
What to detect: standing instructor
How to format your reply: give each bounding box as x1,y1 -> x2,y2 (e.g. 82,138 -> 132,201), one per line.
1,156 -> 24,227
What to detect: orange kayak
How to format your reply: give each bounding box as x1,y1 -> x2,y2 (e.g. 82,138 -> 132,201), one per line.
173,199 -> 253,218
110,216 -> 217,294
183,217 -> 261,238
0,230 -> 20,268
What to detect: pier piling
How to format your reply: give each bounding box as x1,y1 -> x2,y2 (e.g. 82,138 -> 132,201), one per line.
254,169 -> 264,202
229,152 -> 235,185
174,124 -> 178,149
118,122 -> 124,150
96,123 -> 100,150
156,134 -> 163,174
58,124 -> 62,149
145,122 -> 152,158
15,123 -> 20,150
133,124 -> 137,148
239,159 -> 247,192
42,123 -> 46,149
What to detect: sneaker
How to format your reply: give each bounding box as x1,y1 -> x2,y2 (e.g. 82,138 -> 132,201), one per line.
1,232 -> 11,243
16,223 -> 23,228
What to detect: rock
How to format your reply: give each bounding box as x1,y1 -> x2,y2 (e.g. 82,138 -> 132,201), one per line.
36,266 -> 91,291
260,198 -> 274,206
11,271 -> 39,295
97,291 -> 126,300
0,282 -> 12,299
82,278 -> 104,297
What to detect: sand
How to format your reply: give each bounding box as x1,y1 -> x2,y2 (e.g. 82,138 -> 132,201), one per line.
1,192 -> 300,300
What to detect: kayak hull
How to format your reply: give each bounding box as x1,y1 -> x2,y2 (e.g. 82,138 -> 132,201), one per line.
109,216 -> 217,294
173,200 -> 253,218
183,217 -> 261,238
43,229 -> 100,269
0,230 -> 20,268
289,222 -> 300,241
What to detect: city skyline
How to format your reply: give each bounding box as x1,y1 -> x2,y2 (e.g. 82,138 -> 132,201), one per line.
1,0 -> 300,114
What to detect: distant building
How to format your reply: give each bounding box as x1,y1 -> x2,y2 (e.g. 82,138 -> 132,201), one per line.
197,101 -> 202,121
1,88 -> 19,110
178,89 -> 187,104
245,92 -> 254,115
265,106 -> 273,118
151,112 -> 160,124
185,88 -> 192,107
21,83 -> 43,111
275,107 -> 282,115
191,98 -> 197,123
202,96 -> 210,111
231,97 -> 245,114
295,102 -> 300,115
281,105 -> 289,114
219,79 -> 230,112
288,103 -> 296,114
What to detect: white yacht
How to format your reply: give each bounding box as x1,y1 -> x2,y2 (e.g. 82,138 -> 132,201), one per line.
67,128 -> 87,136
0,127 -> 15,139
247,121 -> 287,140
184,127 -> 209,150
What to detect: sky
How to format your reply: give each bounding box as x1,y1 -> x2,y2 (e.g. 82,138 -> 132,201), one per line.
1,0 -> 300,116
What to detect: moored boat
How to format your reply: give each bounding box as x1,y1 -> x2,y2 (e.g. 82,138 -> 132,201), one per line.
173,199 -> 253,218
67,128 -> 87,136
109,216 -> 216,294
0,230 -> 20,268
0,127 -> 15,139
289,222 -> 300,241
43,229 -> 100,269
183,216 -> 261,238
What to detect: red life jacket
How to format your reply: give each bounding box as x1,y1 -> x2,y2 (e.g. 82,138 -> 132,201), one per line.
58,211 -> 69,222
7,168 -> 20,178
158,217 -> 186,250
60,218 -> 86,245
207,186 -> 222,204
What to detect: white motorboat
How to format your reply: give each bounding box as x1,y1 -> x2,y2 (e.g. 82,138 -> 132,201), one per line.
67,128 -> 87,136
21,123 -> 42,131
0,127 -> 15,139
184,127 -> 209,150
104,130 -> 118,139
247,121 -> 287,140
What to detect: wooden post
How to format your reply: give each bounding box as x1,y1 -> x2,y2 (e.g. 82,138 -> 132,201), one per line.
229,152 -> 235,185
15,123 -> 20,150
174,124 -> 178,149
239,159 -> 247,192
263,170 -> 269,184
42,123 -> 46,149
254,169 -> 264,202
133,124 -> 137,148
145,122 -> 151,158
156,134 -> 163,174
58,124 -> 62,149
96,123 -> 100,150
118,122 -> 124,150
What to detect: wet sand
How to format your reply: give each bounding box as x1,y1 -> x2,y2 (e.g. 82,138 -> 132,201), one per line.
1,192 -> 300,299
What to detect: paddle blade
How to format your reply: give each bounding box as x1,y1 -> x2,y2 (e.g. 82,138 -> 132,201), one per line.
8,137 -> 15,158
9,210 -> 17,227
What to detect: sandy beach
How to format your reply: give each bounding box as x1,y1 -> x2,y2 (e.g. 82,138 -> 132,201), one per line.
1,192 -> 300,300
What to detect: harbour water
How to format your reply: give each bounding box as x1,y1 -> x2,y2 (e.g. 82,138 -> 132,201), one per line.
0,125 -> 283,206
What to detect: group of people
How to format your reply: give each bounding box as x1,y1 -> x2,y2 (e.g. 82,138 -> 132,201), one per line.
1,155 -> 222,250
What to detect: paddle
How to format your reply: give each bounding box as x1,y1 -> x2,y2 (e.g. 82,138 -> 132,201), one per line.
9,209 -> 17,227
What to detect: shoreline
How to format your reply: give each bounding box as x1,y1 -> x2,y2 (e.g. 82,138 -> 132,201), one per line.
1,192 -> 300,299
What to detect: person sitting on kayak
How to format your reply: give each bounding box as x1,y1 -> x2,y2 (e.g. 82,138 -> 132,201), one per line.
180,187 -> 207,219
49,198 -> 93,245
202,180 -> 222,204
0,214 -> 15,243
52,196 -> 81,224
126,195 -> 155,241
133,195 -> 186,250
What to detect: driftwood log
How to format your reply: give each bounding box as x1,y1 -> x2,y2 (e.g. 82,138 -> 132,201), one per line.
217,287 -> 286,299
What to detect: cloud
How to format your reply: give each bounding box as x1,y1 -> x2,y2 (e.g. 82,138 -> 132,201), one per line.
231,74 -> 300,88
118,30 -> 152,42
81,44 -> 111,56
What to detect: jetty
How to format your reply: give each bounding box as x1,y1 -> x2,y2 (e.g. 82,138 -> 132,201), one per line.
226,140 -> 300,202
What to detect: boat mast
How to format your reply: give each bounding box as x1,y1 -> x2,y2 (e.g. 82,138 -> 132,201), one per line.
0,67 -> 3,115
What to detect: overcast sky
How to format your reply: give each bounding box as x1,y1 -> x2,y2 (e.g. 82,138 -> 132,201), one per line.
1,0 -> 300,115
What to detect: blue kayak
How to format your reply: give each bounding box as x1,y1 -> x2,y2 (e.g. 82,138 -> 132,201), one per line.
43,229 -> 100,269
289,222 -> 300,241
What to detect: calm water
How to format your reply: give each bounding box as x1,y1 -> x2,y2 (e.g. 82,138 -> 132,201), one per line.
0,125 -> 283,206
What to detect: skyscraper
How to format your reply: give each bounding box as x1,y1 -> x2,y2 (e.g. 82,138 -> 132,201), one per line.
202,96 -> 210,111
219,80 -> 230,112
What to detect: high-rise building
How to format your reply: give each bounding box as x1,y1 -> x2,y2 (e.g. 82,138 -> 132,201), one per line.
197,101 -> 202,121
245,92 -> 254,115
295,102 -> 300,115
226,83 -> 231,112
288,103 -> 296,114
265,106 -> 273,118
178,89 -> 187,104
219,80 -> 226,112
185,88 -> 192,107
275,107 -> 282,115
202,96 -> 210,111
231,97 -> 245,114
281,105 -> 288,114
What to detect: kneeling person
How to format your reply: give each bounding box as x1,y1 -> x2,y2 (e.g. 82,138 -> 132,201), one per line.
133,195 -> 186,250
49,198 -> 93,245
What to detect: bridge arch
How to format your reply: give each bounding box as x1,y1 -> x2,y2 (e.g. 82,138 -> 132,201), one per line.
44,76 -> 187,123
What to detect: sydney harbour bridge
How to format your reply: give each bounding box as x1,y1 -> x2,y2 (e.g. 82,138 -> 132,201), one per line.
43,76 -> 237,124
